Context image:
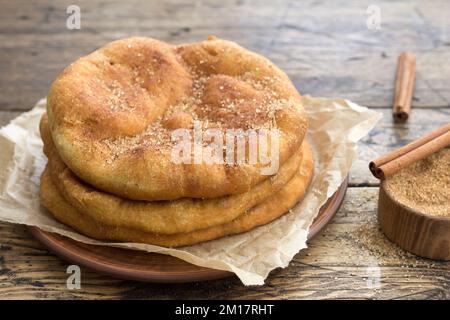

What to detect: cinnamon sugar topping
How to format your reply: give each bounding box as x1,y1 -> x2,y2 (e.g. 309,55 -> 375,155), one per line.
101,70 -> 291,162
385,148 -> 450,217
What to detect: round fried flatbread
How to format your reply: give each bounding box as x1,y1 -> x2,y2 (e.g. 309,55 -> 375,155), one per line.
41,114 -> 308,234
47,36 -> 308,200
40,143 -> 314,247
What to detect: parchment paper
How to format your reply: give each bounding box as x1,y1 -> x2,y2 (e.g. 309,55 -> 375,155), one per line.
0,97 -> 380,285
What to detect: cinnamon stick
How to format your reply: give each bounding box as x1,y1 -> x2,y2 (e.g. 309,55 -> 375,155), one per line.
393,52 -> 416,122
369,123 -> 450,180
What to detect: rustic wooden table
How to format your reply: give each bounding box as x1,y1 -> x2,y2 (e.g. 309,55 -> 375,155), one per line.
0,0 -> 449,299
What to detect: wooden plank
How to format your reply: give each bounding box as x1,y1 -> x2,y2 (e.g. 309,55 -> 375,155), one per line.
0,111 -> 21,127
0,187 -> 447,299
270,0 -> 450,107
1,0 -> 450,110
274,50 -> 450,108
2,0 -> 282,111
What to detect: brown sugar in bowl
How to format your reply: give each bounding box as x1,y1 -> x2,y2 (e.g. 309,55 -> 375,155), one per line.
377,149 -> 450,260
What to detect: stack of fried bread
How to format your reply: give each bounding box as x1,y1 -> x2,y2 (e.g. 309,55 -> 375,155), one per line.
40,36 -> 314,247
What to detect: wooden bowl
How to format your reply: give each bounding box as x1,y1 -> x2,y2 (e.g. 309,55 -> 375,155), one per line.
378,181 -> 450,260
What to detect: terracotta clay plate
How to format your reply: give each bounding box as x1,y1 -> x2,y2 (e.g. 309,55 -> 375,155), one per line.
28,177 -> 348,283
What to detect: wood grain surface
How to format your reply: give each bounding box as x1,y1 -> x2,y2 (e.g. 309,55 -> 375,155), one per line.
0,0 -> 449,299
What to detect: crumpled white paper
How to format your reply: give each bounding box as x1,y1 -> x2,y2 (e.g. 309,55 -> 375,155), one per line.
0,97 -> 380,285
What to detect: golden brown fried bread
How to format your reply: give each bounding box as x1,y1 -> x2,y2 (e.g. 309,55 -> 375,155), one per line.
40,143 -> 314,247
47,36 -> 308,200
41,114 -> 306,234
